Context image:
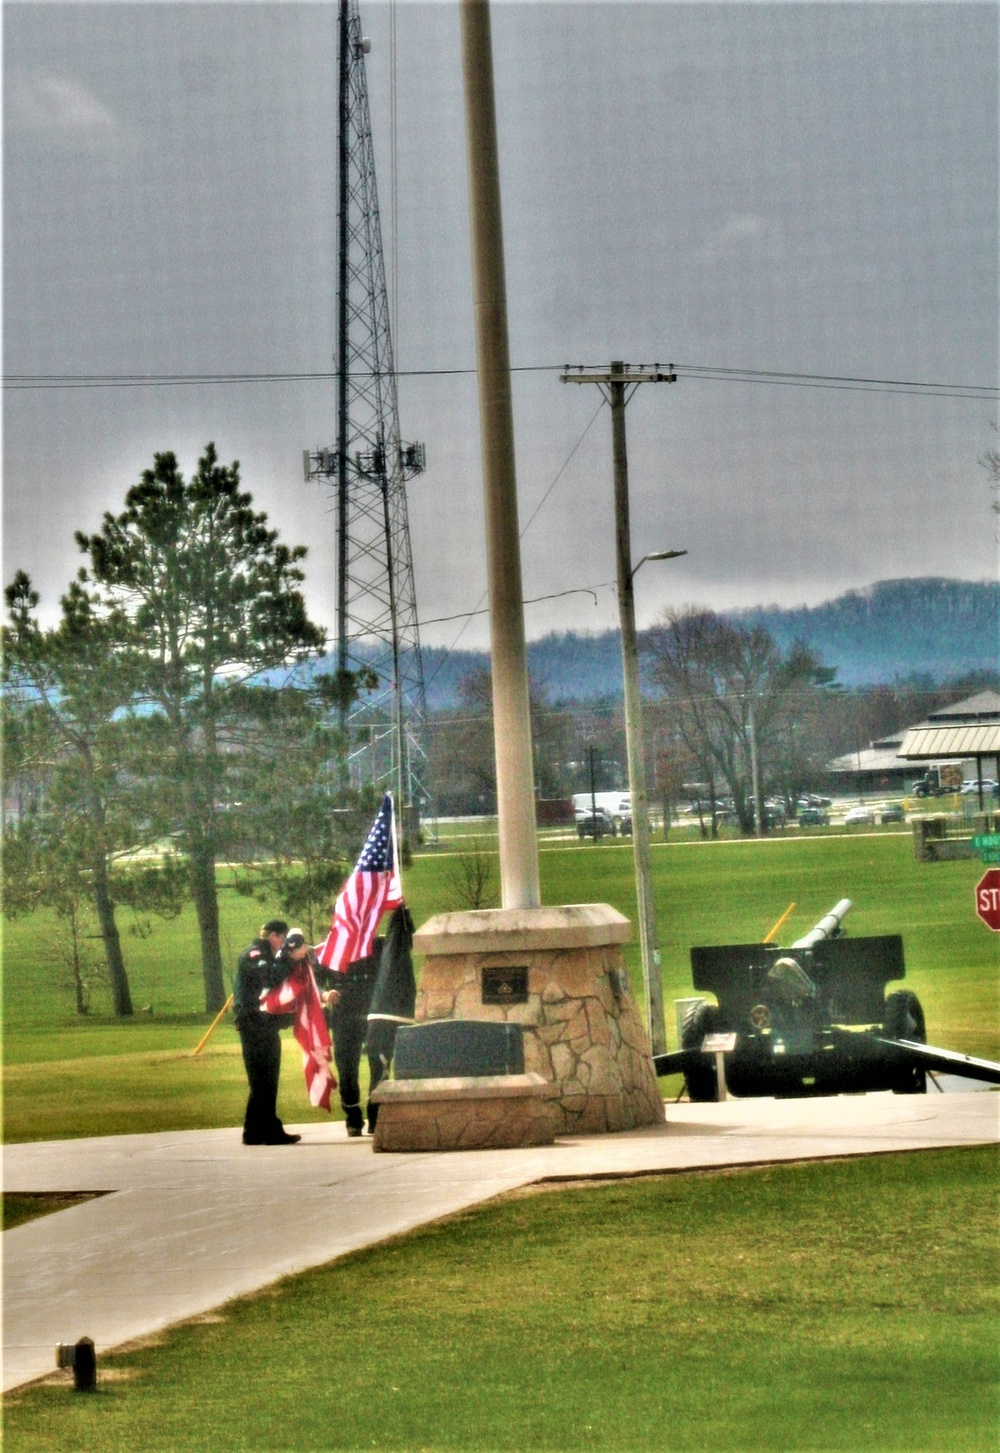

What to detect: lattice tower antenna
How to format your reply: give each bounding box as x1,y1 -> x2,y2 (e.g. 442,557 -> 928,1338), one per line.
304,0 -> 428,824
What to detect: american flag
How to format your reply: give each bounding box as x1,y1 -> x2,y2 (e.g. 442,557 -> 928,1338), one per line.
316,794 -> 403,974
260,963 -> 337,1112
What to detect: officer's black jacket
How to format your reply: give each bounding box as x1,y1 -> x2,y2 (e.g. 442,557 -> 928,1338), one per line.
315,952 -> 380,1021
233,938 -> 291,1032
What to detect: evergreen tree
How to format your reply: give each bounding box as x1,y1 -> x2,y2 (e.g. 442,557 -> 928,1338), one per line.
75,445 -> 325,1011
220,678 -> 376,945
3,571 -> 142,1015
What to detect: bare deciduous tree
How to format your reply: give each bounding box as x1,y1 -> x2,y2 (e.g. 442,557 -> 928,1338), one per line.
646,608 -> 835,833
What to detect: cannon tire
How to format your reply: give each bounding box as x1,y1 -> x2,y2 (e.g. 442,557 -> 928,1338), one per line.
883,990 -> 927,1094
681,1000 -> 722,1102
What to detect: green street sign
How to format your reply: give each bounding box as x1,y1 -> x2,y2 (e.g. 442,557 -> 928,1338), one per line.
972,834 -> 1000,849
977,849 -> 1000,865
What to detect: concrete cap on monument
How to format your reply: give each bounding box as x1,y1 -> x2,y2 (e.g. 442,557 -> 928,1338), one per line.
975,869 -> 1000,931
413,904 -> 631,957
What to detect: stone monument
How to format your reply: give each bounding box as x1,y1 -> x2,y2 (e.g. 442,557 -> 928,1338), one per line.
413,904 -> 664,1134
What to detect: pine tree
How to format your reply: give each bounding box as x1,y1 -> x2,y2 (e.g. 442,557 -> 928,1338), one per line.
3,572 -> 141,1014
75,445 -> 326,1011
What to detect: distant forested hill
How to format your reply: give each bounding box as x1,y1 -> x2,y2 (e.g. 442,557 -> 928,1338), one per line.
418,631 -> 624,710
731,578 -> 998,688
314,577 -> 998,709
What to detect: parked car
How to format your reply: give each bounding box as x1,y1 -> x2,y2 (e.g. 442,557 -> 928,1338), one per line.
880,804 -> 905,824
960,778 -> 998,797
684,801 -> 737,827
750,797 -> 786,828
844,805 -> 875,825
577,810 -> 612,839
798,793 -> 833,809
798,805 -> 829,826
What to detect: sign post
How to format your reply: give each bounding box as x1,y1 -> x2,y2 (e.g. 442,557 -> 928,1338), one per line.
703,1031 -> 737,1101
975,868 -> 1000,931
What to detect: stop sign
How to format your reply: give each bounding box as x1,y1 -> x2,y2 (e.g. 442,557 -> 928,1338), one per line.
975,869 -> 1000,931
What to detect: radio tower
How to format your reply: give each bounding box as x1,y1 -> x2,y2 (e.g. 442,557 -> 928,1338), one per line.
304,0 -> 428,828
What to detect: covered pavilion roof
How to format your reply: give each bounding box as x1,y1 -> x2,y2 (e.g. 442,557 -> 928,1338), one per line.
898,690 -> 1000,760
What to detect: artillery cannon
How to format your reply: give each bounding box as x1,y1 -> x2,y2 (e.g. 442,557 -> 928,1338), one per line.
654,900 -> 1000,1100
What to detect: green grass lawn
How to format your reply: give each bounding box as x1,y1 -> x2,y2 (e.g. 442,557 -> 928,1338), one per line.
2,833 -> 996,1141
3,1147 -> 997,1452
3,838 -> 996,1451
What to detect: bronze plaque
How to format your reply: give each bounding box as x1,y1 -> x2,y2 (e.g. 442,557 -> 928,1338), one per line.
481,965 -> 529,1005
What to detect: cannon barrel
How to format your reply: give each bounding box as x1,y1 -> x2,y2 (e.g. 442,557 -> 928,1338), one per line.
791,898 -> 852,949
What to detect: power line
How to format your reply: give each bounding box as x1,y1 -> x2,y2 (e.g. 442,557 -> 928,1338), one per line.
421,401 -> 610,688
419,585 -> 603,630
673,362 -> 997,396
4,362 -> 996,400
519,395 -> 607,537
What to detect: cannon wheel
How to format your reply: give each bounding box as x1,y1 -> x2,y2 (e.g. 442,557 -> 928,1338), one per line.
681,1000 -> 722,1102
883,990 -> 927,1094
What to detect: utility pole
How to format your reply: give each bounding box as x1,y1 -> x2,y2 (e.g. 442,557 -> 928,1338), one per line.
460,0 -> 540,910
561,362 -> 679,1056
748,694 -> 763,838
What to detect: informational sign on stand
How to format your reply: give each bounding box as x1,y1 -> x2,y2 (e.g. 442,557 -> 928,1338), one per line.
703,1032 -> 737,1102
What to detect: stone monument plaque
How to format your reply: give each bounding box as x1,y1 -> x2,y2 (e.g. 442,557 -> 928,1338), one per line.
481,965 -> 529,1005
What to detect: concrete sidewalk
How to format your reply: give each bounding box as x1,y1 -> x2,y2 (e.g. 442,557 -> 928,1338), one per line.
3,1092 -> 996,1393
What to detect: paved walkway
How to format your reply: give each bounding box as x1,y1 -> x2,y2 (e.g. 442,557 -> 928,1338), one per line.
3,1092 -> 996,1392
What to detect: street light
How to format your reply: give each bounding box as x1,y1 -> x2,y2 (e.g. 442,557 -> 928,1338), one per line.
632,550 -> 688,580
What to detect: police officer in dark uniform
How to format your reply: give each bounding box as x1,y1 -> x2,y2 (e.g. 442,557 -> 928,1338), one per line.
365,905 -> 416,1134
316,952 -> 380,1136
316,905 -> 416,1137
233,918 -> 301,1146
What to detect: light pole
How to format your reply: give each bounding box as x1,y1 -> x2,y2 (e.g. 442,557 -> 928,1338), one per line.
562,361 -> 682,1056
620,549 -> 686,1057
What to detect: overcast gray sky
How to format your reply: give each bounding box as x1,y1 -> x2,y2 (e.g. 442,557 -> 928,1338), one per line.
4,0 -> 997,651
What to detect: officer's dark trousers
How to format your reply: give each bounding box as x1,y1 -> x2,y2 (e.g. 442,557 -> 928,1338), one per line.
238,1025 -> 283,1142
365,1019 -> 402,1133
330,1011 -> 366,1130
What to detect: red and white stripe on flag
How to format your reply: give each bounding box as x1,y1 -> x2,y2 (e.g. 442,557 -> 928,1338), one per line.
260,963 -> 337,1112
316,794 -> 403,973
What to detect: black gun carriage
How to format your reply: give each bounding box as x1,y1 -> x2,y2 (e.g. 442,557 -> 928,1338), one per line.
654,900 -> 1000,1100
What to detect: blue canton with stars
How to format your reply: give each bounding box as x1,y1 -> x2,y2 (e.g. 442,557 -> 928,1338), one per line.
356,795 -> 394,873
